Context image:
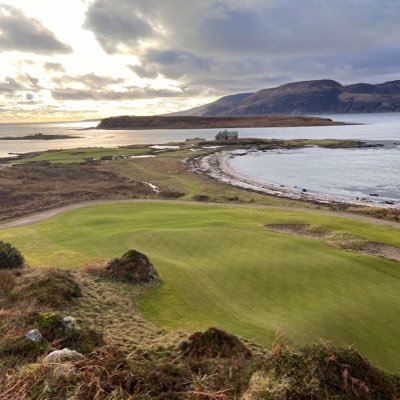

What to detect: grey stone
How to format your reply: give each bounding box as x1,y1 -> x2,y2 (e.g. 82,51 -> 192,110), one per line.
62,316 -> 77,331
44,348 -> 83,363
25,329 -> 42,343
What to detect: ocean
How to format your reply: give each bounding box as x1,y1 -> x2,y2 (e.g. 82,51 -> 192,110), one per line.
1,113 -> 399,205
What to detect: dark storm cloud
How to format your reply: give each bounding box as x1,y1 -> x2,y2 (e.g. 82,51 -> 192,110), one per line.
84,0 -> 400,94
0,5 -> 72,54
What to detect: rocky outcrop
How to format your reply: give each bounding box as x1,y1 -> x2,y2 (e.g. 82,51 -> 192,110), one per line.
175,79 -> 400,116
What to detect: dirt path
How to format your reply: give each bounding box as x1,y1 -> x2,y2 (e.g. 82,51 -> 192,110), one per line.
1,199 -> 400,230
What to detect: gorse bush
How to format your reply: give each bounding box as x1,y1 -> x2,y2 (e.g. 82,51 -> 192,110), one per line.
0,241 -> 24,270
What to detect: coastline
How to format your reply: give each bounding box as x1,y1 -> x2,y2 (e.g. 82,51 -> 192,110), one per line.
191,148 -> 398,208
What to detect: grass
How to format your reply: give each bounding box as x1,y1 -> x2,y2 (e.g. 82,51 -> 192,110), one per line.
16,147 -> 153,163
108,151 -> 313,207
1,202 -> 400,373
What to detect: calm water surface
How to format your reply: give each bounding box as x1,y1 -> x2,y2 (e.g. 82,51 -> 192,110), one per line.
1,113 -> 400,158
230,146 -> 400,205
0,114 -> 399,205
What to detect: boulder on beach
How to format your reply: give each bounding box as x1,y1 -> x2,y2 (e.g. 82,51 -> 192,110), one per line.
105,250 -> 159,284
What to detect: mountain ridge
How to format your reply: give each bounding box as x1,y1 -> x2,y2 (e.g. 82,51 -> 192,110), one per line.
173,79 -> 400,116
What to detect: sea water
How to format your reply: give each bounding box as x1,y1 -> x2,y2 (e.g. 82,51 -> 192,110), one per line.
0,114 -> 399,205
1,113 -> 400,158
229,145 -> 400,205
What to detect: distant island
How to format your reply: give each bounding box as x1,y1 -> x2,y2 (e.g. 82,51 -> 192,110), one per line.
96,115 -> 347,130
0,133 -> 80,140
172,79 -> 400,116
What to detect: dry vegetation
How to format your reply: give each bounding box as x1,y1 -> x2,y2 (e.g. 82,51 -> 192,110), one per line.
0,162 -> 155,221
1,266 -> 399,399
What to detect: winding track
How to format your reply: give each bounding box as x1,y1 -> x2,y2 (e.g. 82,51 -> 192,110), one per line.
0,199 -> 399,229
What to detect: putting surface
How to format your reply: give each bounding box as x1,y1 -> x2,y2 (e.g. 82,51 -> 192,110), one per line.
1,202 -> 400,372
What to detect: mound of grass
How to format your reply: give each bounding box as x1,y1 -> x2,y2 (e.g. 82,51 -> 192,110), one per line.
14,270 -> 82,308
245,342 -> 400,399
36,312 -> 103,354
2,202 -> 400,372
101,249 -> 160,284
180,327 -> 252,360
0,336 -> 47,364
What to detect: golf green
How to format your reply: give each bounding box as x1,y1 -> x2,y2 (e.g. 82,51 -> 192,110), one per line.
2,202 -> 400,372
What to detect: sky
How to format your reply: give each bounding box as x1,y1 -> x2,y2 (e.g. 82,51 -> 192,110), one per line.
0,0 -> 399,122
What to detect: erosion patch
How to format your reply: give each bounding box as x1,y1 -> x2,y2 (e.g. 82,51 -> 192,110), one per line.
266,223 -> 400,261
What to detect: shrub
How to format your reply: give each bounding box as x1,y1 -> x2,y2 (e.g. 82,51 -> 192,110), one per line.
0,241 -> 24,270
0,270 -> 16,298
161,190 -> 185,198
192,194 -> 210,202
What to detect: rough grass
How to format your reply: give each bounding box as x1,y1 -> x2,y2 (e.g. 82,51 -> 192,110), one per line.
15,147 -> 153,163
1,202 -> 400,372
0,162 -> 154,221
108,151 -> 311,207
1,339 -> 399,399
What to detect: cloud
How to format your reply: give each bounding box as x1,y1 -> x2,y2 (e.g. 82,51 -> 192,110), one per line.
84,0 -> 155,54
52,73 -> 125,89
51,86 -> 200,101
83,0 -> 400,94
0,74 -> 42,98
0,5 -> 72,54
0,77 -> 25,95
44,62 -> 66,72
128,64 -> 159,80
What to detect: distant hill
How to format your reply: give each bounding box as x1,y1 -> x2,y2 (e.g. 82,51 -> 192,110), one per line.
173,79 -> 400,116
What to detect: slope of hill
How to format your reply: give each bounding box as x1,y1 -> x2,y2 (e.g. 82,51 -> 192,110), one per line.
176,79 -> 400,116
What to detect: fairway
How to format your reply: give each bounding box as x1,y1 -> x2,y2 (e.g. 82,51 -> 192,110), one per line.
16,147 -> 152,163
2,202 -> 400,372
